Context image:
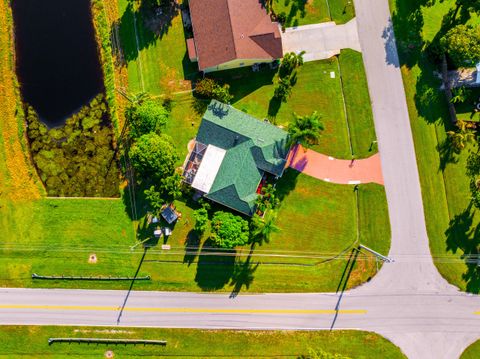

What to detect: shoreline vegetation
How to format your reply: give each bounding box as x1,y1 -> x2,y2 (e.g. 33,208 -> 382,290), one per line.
0,0 -> 42,201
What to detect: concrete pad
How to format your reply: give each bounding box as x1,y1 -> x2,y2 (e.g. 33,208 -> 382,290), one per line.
281,19 -> 361,62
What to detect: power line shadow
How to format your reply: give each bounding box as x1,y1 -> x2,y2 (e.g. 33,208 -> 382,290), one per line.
330,247 -> 359,330
117,248 -> 148,324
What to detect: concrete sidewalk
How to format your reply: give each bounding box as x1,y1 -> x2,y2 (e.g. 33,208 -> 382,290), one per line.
281,19 -> 361,62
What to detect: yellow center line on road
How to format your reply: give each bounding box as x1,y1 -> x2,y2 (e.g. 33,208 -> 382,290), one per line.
0,305 -> 367,315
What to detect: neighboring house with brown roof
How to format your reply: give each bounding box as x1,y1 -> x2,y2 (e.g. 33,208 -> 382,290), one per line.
187,0 -> 283,73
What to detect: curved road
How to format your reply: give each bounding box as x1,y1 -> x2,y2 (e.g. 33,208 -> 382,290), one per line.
0,1 -> 478,358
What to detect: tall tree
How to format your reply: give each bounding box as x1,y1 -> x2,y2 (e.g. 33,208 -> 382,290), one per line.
210,211 -> 249,249
126,98 -> 169,139
287,111 -> 324,148
440,24 -> 480,67
129,133 -> 178,181
250,211 -> 280,246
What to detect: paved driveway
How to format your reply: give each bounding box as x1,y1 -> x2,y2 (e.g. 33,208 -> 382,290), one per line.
281,19 -> 361,62
288,144 -> 383,185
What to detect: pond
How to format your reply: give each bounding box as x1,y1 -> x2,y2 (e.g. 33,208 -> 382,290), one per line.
12,0 -> 104,127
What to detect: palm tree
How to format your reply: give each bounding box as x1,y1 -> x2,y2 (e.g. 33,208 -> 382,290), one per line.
447,119 -> 476,153
447,130 -> 475,152
287,111 -> 324,148
251,211 -> 280,246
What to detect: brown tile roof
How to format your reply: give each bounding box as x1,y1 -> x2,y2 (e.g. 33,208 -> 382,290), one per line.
189,0 -> 283,71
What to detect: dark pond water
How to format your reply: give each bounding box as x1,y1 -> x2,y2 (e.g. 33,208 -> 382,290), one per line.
12,0 -> 104,127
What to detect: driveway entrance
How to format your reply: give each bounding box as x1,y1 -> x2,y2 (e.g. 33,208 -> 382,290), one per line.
281,19 -> 361,62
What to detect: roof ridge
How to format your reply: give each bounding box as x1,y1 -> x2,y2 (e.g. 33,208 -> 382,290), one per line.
225,0 -> 239,59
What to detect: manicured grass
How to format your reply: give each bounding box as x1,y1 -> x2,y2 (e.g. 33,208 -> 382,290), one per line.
0,326 -> 406,358
391,0 -> 480,292
118,0 -> 196,95
461,339 -> 480,359
213,55 -> 375,159
272,0 -> 354,26
0,171 -> 390,293
273,0 -> 330,26
339,49 -> 376,156
0,198 -> 138,288
164,92 -> 204,165
212,59 -> 352,159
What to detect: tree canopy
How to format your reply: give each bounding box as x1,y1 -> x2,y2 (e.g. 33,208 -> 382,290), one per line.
126,99 -> 169,139
210,211 -> 249,249
440,24 -> 480,67
129,133 -> 178,181
288,111 -> 324,147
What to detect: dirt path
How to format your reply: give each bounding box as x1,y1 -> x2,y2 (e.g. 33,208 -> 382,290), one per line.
288,144 -> 383,185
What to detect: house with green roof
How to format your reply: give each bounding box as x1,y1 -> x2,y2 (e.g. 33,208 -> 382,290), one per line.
183,100 -> 290,215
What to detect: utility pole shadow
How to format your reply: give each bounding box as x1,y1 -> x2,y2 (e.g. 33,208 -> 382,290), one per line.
330,247 -> 359,330
117,248 -> 148,324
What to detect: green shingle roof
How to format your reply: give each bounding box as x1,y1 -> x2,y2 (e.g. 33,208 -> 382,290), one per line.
196,100 -> 290,215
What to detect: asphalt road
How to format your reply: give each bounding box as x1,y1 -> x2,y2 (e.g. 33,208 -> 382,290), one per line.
0,1 -> 478,359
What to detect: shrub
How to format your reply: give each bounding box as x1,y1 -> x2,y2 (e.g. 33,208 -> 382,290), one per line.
210,211 -> 249,249
129,133 -> 178,182
193,207 -> 209,234
440,24 -> 480,67
126,99 -> 169,138
195,78 -> 233,103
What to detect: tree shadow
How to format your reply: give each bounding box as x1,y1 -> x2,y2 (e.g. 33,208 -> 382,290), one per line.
275,168 -> 301,202
382,18 -> 401,68
194,239 -> 236,290
445,202 -> 480,293
209,66 -> 276,103
191,96 -> 209,116
413,59 -> 450,125
183,229 -> 201,266
390,0 -> 426,69
445,202 -> 474,254
268,96 -> 281,119
117,0 -> 179,63
285,0 -> 307,27
139,0 -> 180,39
437,137 -> 459,171
122,179 -> 149,221
229,245 -> 259,298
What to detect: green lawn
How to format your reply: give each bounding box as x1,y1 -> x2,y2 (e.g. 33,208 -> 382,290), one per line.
461,339 -> 480,359
212,54 -> 374,159
0,171 -> 390,293
339,49 -> 376,156
391,0 -> 480,292
272,0 -> 355,26
118,0 -> 196,95
0,326 -> 405,358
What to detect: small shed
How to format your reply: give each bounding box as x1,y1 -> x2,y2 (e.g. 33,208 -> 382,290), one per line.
161,206 -> 178,224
